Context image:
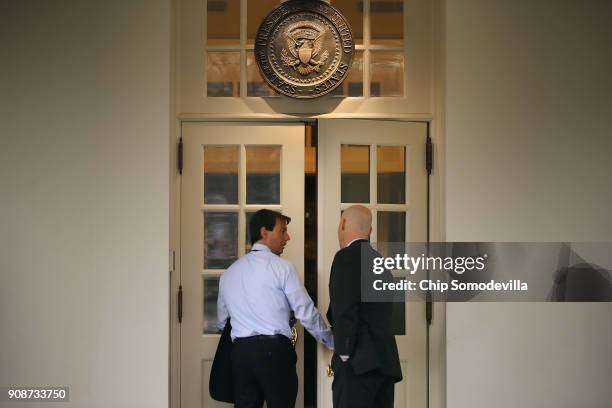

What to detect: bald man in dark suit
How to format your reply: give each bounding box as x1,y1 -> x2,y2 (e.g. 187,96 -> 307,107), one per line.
327,205 -> 402,408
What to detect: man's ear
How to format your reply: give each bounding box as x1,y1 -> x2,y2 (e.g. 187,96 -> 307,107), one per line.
259,226 -> 268,241
340,217 -> 346,231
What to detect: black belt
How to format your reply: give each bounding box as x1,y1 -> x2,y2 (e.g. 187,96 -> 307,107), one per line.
234,334 -> 289,343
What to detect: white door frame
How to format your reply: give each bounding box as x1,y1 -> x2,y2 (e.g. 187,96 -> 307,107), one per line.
169,115 -> 446,408
171,0 -> 447,403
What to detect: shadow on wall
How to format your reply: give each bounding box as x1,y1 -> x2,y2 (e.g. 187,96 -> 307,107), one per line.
549,244 -> 612,301
447,243 -> 612,302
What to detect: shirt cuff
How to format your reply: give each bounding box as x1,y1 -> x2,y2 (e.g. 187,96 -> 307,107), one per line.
322,330 -> 334,350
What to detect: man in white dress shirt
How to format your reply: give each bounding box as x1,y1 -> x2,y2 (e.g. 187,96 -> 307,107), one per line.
218,209 -> 333,408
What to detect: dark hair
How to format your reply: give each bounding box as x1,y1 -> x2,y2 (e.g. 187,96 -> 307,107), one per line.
249,209 -> 291,245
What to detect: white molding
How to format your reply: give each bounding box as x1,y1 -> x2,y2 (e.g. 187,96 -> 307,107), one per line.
429,0 -> 447,407
316,128 -> 328,408
169,0 -> 181,407
178,112 -> 434,121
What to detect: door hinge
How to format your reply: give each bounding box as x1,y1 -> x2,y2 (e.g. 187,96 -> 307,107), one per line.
178,285 -> 183,323
426,136 -> 433,175
426,290 -> 433,325
178,137 -> 183,174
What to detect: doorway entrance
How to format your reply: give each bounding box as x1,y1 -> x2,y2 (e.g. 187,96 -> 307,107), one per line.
177,119 -> 428,408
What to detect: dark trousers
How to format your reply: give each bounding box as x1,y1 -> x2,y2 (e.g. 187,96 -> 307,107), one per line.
231,335 -> 297,408
331,354 -> 395,408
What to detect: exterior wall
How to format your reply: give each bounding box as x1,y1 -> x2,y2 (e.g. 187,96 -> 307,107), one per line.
0,1 -> 170,407
445,0 -> 612,407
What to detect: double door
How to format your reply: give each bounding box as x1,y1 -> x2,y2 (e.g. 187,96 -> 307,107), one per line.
179,120 -> 427,408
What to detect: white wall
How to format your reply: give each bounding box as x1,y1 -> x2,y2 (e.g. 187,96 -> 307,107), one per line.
445,0 -> 612,407
0,1 -> 170,407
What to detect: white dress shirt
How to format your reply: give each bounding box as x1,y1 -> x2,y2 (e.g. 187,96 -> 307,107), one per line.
217,243 -> 333,349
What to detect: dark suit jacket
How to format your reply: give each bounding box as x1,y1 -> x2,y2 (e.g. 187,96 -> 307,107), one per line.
209,320 -> 233,403
327,239 -> 402,381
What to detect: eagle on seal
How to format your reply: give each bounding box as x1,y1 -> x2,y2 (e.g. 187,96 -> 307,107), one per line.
281,22 -> 330,76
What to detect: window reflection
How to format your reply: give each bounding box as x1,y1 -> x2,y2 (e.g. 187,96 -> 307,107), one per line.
330,51 -> 364,97
369,0 -> 403,46
377,146 -> 405,204
207,0 -> 240,45
247,51 -> 278,97
207,52 -> 240,97
246,146 -> 281,204
331,0 -> 363,44
377,211 -> 405,257
247,0 -> 283,45
204,212 -> 238,269
203,0 -> 407,100
203,276 -> 220,334
341,144 -> 370,203
370,51 -> 404,97
204,146 -> 239,204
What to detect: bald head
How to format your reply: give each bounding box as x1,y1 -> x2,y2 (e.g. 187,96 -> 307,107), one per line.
343,205 -> 372,233
338,205 -> 372,248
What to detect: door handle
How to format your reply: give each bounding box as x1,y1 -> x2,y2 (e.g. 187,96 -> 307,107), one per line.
291,326 -> 298,348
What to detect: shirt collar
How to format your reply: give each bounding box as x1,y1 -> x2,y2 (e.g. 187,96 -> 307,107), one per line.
347,238 -> 368,248
251,243 -> 272,252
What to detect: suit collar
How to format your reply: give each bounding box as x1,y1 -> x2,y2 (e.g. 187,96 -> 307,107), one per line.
347,238 -> 369,248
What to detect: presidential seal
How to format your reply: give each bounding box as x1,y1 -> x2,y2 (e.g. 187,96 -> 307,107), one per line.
255,0 -> 354,99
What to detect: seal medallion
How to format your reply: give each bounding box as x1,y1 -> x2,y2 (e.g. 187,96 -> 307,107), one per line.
255,0 -> 354,99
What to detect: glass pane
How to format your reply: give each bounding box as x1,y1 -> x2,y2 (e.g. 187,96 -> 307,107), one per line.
377,211 -> 405,242
330,51 -> 364,97
246,146 -> 281,204
247,51 -> 278,97
370,51 -> 404,97
370,0 -> 403,46
207,0 -> 240,45
204,212 -> 238,269
377,211 -> 405,257
341,144 -> 370,203
377,146 -> 405,204
207,52 -> 240,97
204,146 -> 239,204
245,211 -> 255,253
331,0 -> 363,44
247,0 -> 281,45
203,276 -> 220,334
